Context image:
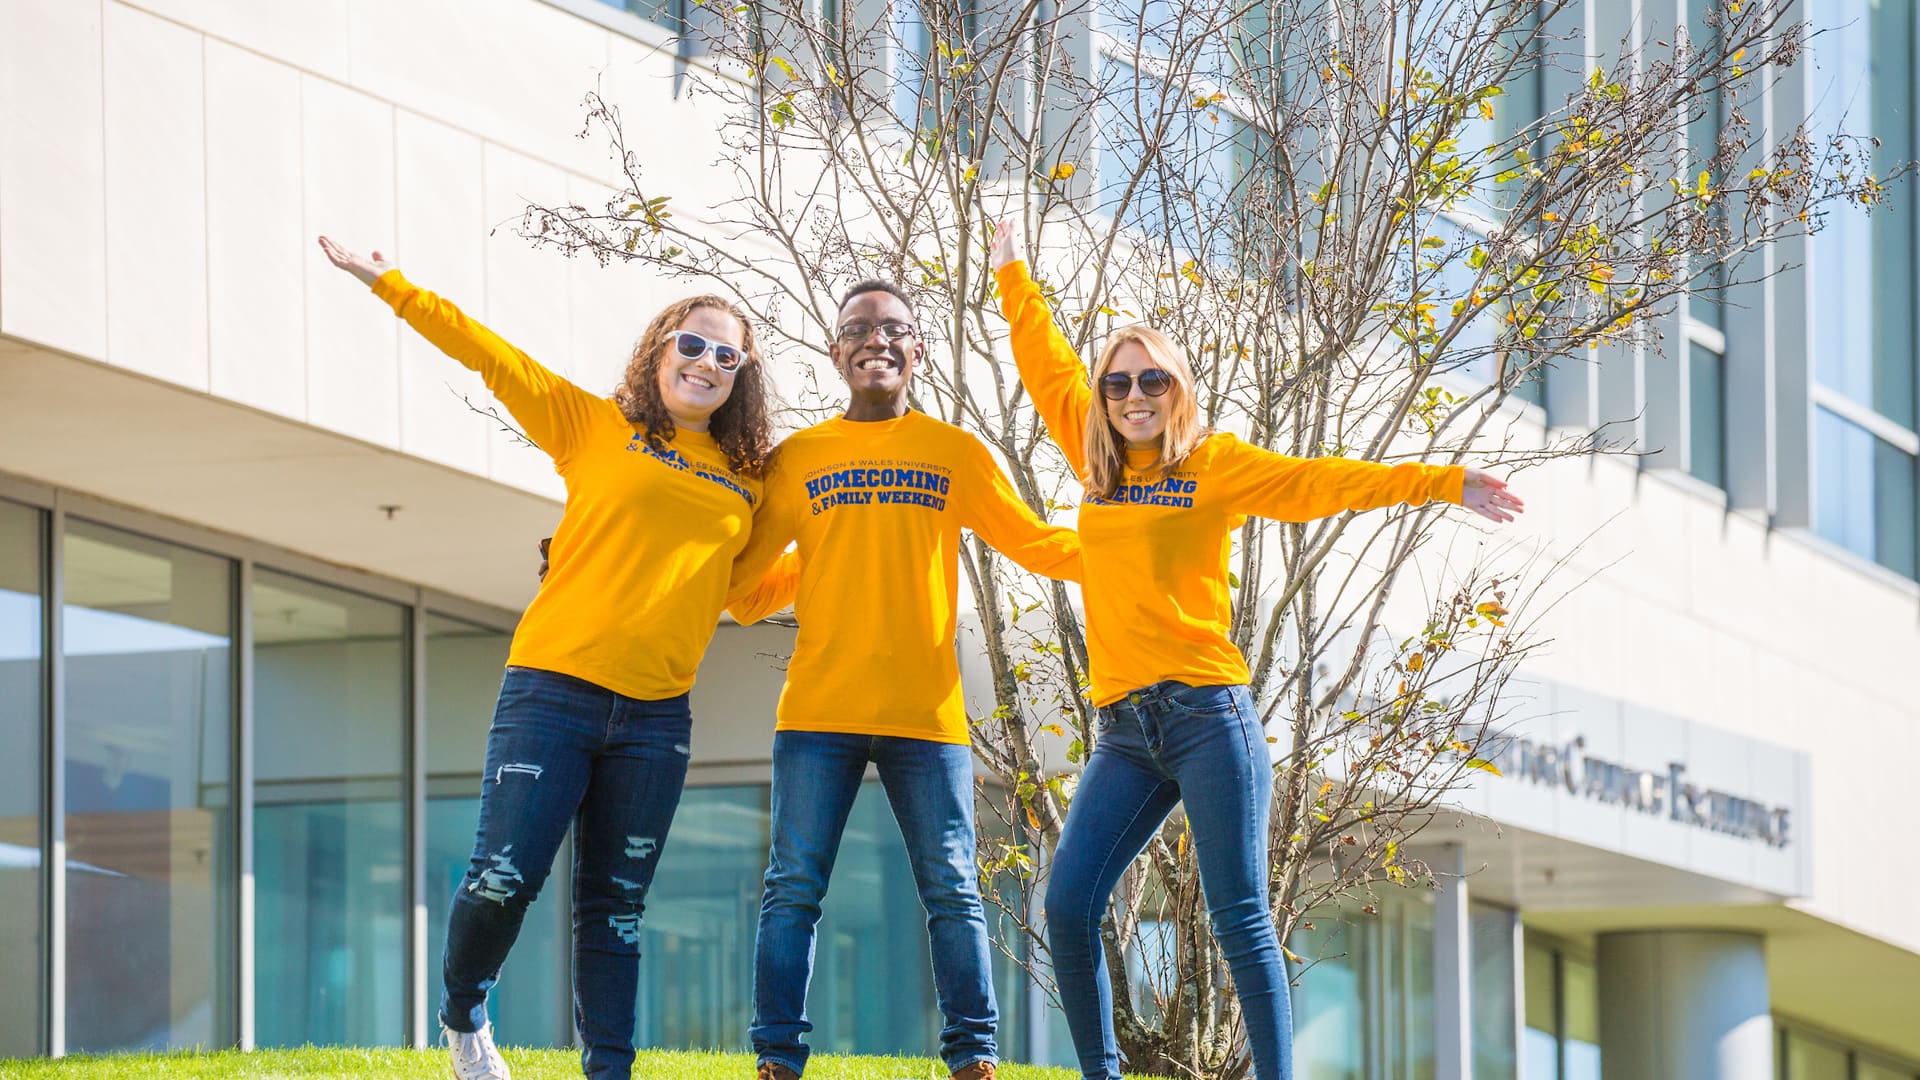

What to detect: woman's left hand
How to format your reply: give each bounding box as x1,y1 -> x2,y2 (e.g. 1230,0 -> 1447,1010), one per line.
1461,469 -> 1525,523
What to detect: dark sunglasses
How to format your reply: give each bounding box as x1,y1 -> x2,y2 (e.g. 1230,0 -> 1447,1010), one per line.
836,320 -> 918,343
666,330 -> 745,372
1099,369 -> 1174,400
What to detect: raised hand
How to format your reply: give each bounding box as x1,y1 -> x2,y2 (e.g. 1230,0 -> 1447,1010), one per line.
1461,469 -> 1525,524
317,235 -> 393,286
989,218 -> 1021,272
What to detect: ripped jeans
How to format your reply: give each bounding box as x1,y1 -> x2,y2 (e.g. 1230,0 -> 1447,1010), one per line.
442,665 -> 692,1080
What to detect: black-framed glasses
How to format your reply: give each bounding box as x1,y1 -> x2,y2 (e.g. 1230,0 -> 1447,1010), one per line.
666,330 -> 746,372
836,320 -> 918,343
1099,369 -> 1174,400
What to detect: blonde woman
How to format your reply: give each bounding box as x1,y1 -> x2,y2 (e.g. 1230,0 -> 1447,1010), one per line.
989,222 -> 1523,1080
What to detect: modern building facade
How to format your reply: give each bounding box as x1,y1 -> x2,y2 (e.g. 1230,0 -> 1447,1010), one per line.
0,0 -> 1916,1076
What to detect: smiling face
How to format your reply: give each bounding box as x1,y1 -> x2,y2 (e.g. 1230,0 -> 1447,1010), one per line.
1101,341 -> 1172,450
654,305 -> 746,432
830,288 -> 922,405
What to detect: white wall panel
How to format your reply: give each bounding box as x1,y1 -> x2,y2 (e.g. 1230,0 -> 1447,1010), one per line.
117,0 -> 351,82
0,0 -> 108,357
302,74 -> 399,446
205,39 -> 307,418
350,0 -> 613,183
103,2 -> 208,389
480,142 -> 571,499
393,108 -> 489,470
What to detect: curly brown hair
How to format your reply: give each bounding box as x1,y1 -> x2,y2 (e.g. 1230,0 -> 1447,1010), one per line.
612,296 -> 775,477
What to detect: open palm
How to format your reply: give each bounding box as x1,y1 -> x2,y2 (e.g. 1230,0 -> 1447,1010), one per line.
1461,469 -> 1525,523
317,236 -> 392,286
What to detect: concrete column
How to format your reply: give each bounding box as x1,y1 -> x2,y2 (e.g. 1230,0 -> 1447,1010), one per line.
1596,930 -> 1774,1080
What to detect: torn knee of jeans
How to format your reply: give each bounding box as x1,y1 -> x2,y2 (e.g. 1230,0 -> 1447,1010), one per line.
607,912 -> 644,945
623,835 -> 659,860
493,762 -> 543,784
672,742 -> 690,756
467,845 -> 526,905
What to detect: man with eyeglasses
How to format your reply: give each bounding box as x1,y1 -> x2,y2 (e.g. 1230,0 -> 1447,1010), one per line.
724,280 -> 1081,1080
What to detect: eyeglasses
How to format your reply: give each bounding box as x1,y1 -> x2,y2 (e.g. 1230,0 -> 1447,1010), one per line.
836,321 -> 918,343
666,330 -> 746,372
1099,369 -> 1174,400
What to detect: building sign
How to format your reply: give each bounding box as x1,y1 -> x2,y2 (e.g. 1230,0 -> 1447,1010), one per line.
1492,734 -> 1793,848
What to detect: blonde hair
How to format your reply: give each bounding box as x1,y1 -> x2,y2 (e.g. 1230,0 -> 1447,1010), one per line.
1084,325 -> 1208,499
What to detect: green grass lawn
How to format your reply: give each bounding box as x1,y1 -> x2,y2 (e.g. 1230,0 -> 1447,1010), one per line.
0,1048 -> 1085,1080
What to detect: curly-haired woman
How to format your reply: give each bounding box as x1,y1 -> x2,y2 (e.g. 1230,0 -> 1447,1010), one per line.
988,221 -> 1524,1080
319,237 -> 794,1080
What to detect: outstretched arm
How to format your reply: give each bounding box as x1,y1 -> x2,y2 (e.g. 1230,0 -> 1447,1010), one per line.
318,236 -> 597,463
957,437 -> 1083,583
990,221 -> 1094,478
1217,436 -> 1507,523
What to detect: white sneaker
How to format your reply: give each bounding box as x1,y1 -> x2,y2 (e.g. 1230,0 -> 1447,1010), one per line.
444,1022 -> 512,1080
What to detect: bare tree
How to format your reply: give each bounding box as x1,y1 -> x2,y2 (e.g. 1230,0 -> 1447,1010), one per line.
518,1 -> 1883,1074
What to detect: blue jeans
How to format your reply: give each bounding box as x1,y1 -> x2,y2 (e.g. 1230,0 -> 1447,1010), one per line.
1044,682 -> 1294,1080
441,666 -> 693,1080
751,730 -> 997,1077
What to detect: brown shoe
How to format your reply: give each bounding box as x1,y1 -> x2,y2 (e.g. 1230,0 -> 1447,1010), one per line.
755,1062 -> 799,1080
951,1062 -> 997,1080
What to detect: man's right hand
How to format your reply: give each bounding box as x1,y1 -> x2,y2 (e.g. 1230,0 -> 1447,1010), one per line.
317,236 -> 392,286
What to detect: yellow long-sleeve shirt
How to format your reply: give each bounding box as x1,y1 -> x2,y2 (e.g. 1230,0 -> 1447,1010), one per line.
373,269 -> 789,700
728,410 -> 1081,743
996,261 -> 1465,706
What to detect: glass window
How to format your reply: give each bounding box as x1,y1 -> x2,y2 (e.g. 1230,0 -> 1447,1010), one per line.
0,501 -> 44,1056
629,780 -> 1034,1057
1561,952 -> 1601,1080
893,0 -> 930,127
1286,890 -> 1439,1080
62,520 -> 233,1051
596,0 -> 680,33
422,614 -> 569,1047
1288,915 -> 1365,1080
1689,340 -> 1727,487
1522,940 -> 1558,1079
1096,62 -> 1245,261
634,784 -> 766,1050
1858,1059 -> 1919,1080
1470,904 -> 1517,1080
253,571 -> 407,1047
1783,1030 -> 1851,1080
1812,0 -> 1918,429
1686,0 -> 1727,330
1815,407 -> 1919,578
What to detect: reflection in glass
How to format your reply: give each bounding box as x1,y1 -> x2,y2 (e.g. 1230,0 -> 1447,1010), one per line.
1688,341 -> 1726,488
636,785 -> 768,1050
62,520 -> 232,1051
1857,1059 -> 1918,1080
1287,890 -> 1440,1079
1522,940 -> 1558,1078
1812,0 -> 1918,429
1783,1030 -> 1850,1080
253,571 -> 406,1047
1470,904 -> 1517,1080
1289,914 -> 1364,1080
427,790 -> 570,1046
0,502 -> 43,1056
631,781 -> 1032,1059
1815,407 -> 1919,578
424,613 -> 568,1047
1561,953 -> 1600,1080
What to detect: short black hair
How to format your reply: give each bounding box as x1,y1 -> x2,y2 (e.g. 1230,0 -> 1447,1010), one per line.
837,279 -> 916,319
